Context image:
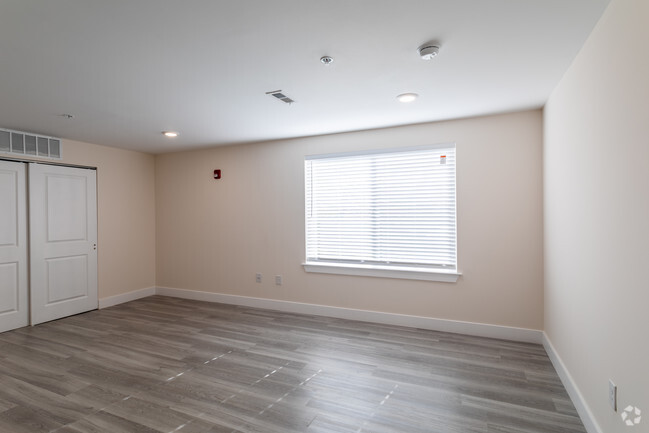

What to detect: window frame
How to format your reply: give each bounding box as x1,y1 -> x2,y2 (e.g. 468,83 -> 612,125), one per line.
303,143 -> 460,282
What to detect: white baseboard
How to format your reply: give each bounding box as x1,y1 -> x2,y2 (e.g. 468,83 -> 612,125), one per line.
155,286 -> 543,344
98,286 -> 157,309
543,332 -> 602,433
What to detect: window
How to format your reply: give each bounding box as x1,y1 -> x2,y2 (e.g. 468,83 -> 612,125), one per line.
304,143 -> 458,282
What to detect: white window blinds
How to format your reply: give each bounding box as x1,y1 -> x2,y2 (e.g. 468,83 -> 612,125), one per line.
305,144 -> 457,271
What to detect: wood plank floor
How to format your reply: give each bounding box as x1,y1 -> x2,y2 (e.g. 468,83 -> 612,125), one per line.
0,296 -> 585,433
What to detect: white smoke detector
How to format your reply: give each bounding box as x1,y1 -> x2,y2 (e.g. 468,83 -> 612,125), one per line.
418,42 -> 440,60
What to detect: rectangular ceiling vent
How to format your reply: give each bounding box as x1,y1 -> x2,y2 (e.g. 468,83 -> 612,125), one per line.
0,127 -> 62,160
266,90 -> 295,104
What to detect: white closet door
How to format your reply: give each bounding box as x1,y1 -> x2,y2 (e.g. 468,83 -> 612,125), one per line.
29,163 -> 98,325
0,161 -> 28,333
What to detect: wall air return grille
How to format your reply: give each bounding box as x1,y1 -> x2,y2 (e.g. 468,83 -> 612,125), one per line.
266,90 -> 295,104
0,128 -> 62,159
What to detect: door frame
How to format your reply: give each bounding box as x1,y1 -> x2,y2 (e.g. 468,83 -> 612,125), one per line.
0,156 -> 96,171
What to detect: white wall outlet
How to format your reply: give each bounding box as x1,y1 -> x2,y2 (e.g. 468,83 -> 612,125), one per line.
275,275 -> 282,285
255,273 -> 262,283
609,379 -> 617,412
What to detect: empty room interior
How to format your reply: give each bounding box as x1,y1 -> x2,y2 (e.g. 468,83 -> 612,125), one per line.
0,0 -> 647,432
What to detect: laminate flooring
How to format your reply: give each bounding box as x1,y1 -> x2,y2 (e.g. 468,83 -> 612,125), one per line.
0,296 -> 585,433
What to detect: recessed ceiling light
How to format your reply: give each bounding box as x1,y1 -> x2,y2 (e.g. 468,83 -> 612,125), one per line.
397,93 -> 418,103
163,131 -> 178,137
320,55 -> 334,65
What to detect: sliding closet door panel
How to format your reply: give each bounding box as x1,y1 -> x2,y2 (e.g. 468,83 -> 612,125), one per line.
30,163 -> 98,325
0,161 -> 28,333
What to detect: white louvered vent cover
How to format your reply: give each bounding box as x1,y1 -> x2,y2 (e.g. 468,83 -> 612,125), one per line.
0,128 -> 62,159
266,90 -> 295,104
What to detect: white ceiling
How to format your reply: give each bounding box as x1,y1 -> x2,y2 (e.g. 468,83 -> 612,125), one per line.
0,0 -> 611,154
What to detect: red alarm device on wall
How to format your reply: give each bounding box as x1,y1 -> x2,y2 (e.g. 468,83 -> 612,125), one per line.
214,169 -> 221,179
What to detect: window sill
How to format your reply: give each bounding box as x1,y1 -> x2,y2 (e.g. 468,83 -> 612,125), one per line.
302,262 -> 461,283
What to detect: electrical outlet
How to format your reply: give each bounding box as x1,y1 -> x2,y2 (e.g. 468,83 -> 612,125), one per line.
609,380 -> 617,412
255,273 -> 262,283
275,275 -> 282,285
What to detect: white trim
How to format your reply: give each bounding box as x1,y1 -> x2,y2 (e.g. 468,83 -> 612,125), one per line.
156,286 -> 541,343
303,262 -> 460,282
98,287 -> 157,309
542,332 -> 602,433
305,142 -> 455,160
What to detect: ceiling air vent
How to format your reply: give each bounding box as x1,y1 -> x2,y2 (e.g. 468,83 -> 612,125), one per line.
0,127 -> 62,160
266,90 -> 295,104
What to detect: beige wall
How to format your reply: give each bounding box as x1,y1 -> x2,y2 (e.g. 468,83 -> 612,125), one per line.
4,139 -> 157,300
544,0 -> 649,431
156,110 -> 544,329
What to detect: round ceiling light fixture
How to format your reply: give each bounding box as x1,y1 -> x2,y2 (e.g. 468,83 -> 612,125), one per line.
320,55 -> 334,65
397,93 -> 419,103
418,41 -> 440,60
162,131 -> 179,138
